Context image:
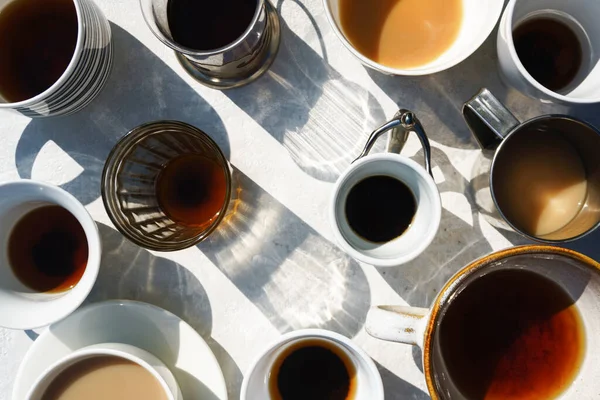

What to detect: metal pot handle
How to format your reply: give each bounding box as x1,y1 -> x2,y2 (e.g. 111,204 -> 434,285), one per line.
353,109 -> 433,176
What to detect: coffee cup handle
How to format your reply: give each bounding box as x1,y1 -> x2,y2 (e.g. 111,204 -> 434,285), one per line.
354,109 -> 433,176
462,88 -> 521,150
365,305 -> 429,348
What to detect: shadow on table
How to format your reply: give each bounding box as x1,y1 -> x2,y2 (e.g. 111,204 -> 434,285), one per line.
224,0 -> 386,182
376,362 -> 429,400
198,167 -> 371,337
377,147 -> 529,310
14,22 -> 229,206
88,222 -> 241,399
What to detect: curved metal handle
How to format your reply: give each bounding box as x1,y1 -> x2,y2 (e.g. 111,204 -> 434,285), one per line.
462,88 -> 520,149
353,109 -> 432,176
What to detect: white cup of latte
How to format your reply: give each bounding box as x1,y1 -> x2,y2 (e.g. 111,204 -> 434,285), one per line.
323,0 -> 505,75
26,343 -> 182,400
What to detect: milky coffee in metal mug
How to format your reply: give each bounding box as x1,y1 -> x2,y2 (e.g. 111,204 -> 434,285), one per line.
462,88 -> 600,243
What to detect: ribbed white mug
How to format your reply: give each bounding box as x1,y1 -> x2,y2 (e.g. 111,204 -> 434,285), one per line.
0,0 -> 113,117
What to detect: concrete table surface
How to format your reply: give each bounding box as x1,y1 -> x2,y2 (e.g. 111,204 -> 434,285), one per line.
1,0 -> 599,398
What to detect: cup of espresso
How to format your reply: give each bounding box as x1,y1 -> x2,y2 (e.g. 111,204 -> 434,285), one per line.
463,88 -> 600,242
366,245 -> 600,400
0,0 -> 112,117
323,0 -> 504,75
0,180 -> 101,329
330,110 -> 441,267
497,0 -> 600,104
26,343 -> 182,400
140,0 -> 280,89
241,329 -> 384,400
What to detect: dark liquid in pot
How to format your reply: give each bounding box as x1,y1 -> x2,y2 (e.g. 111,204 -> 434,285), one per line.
440,269 -> 585,400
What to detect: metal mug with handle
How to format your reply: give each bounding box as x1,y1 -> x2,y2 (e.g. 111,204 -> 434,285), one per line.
330,110 -> 441,267
463,88 -> 600,243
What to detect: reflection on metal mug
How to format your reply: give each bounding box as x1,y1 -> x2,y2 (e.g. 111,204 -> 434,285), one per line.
463,88 -> 600,243
140,0 -> 281,89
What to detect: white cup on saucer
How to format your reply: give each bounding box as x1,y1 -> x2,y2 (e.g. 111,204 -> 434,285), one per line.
241,329 -> 384,400
0,180 -> 101,329
330,110 -> 441,267
26,343 -> 182,399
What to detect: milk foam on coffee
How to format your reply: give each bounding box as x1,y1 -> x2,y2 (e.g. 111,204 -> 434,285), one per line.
41,356 -> 168,400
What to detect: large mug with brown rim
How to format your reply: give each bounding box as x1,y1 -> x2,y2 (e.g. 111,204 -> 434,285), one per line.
365,246 -> 600,400
462,88 -> 600,243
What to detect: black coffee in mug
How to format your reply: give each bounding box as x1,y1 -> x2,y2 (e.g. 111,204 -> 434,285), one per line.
167,0 -> 256,50
513,17 -> 583,92
269,339 -> 356,400
0,0 -> 77,102
9,205 -> 88,293
345,175 -> 416,243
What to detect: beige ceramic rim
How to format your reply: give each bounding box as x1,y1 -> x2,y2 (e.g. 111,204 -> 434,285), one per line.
422,245 -> 600,399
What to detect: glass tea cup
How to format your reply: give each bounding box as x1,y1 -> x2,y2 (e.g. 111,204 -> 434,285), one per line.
101,120 -> 231,251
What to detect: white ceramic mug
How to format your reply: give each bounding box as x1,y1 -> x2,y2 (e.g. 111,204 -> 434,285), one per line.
330,110 -> 441,267
0,180 -> 101,329
498,0 -> 600,104
241,329 -> 384,400
365,246 -> 600,400
323,0 -> 504,75
0,0 -> 112,117
26,343 -> 182,399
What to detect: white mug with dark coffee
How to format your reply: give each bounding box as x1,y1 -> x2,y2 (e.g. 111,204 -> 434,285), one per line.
0,180 -> 101,329
497,0 -> 600,104
330,110 -> 441,267
241,329 -> 384,400
365,246 -> 600,400
463,88 -> 600,242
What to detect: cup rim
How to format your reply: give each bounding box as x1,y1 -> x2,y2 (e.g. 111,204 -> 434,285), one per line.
0,0 -> 84,108
330,153 -> 441,267
489,114 -> 600,243
421,245 -> 600,400
503,0 -> 600,104
139,0 -> 265,57
240,328 -> 384,400
25,343 -> 176,400
0,179 -> 101,330
101,120 -> 232,252
322,0 -> 503,76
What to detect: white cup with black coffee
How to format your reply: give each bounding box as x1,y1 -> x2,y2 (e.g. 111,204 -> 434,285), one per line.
241,329 -> 384,400
330,110 -> 441,267
0,180 -> 101,329
498,0 -> 600,104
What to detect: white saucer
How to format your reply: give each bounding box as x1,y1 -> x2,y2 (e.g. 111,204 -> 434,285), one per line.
13,300 -> 228,400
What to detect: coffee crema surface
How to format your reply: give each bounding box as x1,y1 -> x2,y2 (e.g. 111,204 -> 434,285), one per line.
155,153 -> 228,229
9,205 -> 88,293
339,0 -> 462,69
439,269 -> 585,400
0,0 -> 77,102
269,339 -> 357,400
41,356 -> 168,400
514,17 -> 583,93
